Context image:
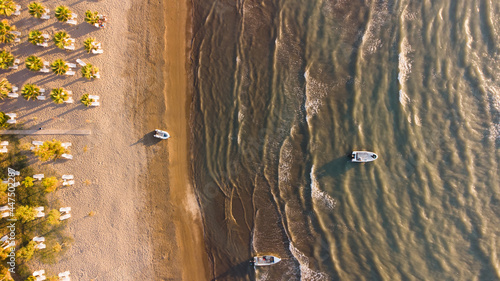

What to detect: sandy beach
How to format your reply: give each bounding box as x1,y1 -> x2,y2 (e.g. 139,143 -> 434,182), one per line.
1,0 -> 208,280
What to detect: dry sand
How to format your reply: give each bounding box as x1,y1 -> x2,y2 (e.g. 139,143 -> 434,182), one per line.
1,0 -> 208,280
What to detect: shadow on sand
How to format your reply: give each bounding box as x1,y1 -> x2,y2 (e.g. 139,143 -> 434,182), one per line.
131,131 -> 163,147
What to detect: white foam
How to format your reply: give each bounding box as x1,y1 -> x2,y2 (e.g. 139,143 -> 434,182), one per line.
311,166 -> 336,210
289,243 -> 330,281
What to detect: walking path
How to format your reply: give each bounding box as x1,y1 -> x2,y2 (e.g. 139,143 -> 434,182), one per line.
0,130 -> 91,135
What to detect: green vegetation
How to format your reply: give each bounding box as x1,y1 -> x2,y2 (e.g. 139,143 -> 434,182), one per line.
81,64 -> 99,80
0,78 -> 12,99
54,6 -> 71,22
46,209 -> 60,225
0,0 -> 16,16
0,19 -> 16,43
80,93 -> 96,106
28,2 -> 46,18
33,139 -> 69,161
0,49 -> 14,69
83,37 -> 99,53
0,112 -> 9,128
25,55 -> 43,71
51,59 -> 68,75
53,31 -> 70,49
42,176 -> 58,193
21,83 -> 40,100
15,205 -> 37,223
84,10 -> 99,25
28,30 -> 44,45
50,88 -> 69,104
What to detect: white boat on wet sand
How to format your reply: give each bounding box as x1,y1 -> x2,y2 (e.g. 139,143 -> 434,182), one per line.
351,151 -> 378,162
253,255 -> 281,266
154,129 -> 170,139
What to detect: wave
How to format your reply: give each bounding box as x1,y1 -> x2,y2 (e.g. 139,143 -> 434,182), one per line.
289,243 -> 330,281
311,165 -> 336,210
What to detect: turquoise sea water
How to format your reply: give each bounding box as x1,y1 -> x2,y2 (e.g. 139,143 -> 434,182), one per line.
190,0 -> 500,280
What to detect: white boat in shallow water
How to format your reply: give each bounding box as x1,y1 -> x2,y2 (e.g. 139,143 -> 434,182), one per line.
253,255 -> 281,266
351,151 -> 378,162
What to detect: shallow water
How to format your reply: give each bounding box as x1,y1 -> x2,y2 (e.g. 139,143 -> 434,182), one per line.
190,0 -> 500,280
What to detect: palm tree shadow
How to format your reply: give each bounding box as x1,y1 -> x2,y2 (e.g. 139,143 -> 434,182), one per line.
131,131 -> 162,146
211,259 -> 255,281
316,153 -> 356,179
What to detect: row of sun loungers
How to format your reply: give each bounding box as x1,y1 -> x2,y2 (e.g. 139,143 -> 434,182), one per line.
32,270 -> 71,281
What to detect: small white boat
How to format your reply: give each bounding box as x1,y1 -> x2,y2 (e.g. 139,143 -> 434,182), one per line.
351,151 -> 378,162
253,255 -> 281,266
154,129 -> 170,139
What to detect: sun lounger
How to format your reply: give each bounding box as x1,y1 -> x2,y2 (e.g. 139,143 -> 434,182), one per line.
0,206 -> 9,212
76,59 -> 86,66
90,101 -> 100,107
66,19 -> 77,25
37,95 -> 46,101
12,86 -> 18,92
5,113 -> 16,119
0,235 -> 8,243
33,270 -> 45,276
34,207 -> 44,212
33,174 -> 44,180
42,34 -> 49,39
36,42 -> 48,47
62,180 -> 74,186
62,175 -> 74,180
33,236 -> 45,242
13,182 -> 19,187
8,65 -> 18,70
92,49 -> 104,54
7,92 -> 18,98
63,97 -> 74,104
58,271 -> 70,279
0,148 -> 7,153
40,14 -> 49,20
1,212 -> 10,218
88,95 -> 99,100
36,276 -> 47,281
65,70 -> 76,76
64,45 -> 75,50
94,72 -> 101,79
35,210 -> 45,218
32,141 -> 43,146
59,213 -> 71,221
60,207 -> 71,213
1,141 -> 8,146
34,243 -> 46,250
14,38 -> 20,43
61,142 -> 71,148
39,67 -> 50,73
13,5 -> 20,16
11,31 -> 21,36
61,154 -> 73,160
6,119 -> 16,124
39,88 -> 45,93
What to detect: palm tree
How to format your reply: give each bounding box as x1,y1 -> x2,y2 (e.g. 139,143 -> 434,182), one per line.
83,37 -> 99,53
55,6 -> 71,22
25,55 -> 43,71
53,31 -> 70,49
84,10 -> 99,25
0,112 -> 8,128
21,83 -> 40,100
50,88 -> 69,104
0,0 -> 16,16
0,49 -> 14,69
51,59 -> 68,75
0,78 -> 12,99
28,30 -> 44,45
80,93 -> 95,106
81,64 -> 99,80
28,2 -> 46,18
0,19 -> 16,44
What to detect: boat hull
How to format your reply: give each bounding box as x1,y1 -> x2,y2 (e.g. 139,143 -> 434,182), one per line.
351,151 -> 378,162
253,255 -> 281,266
